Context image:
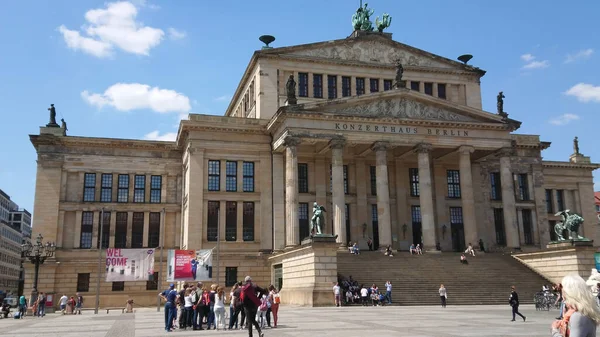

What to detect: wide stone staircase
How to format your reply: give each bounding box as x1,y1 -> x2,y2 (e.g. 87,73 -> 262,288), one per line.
337,251 -> 550,305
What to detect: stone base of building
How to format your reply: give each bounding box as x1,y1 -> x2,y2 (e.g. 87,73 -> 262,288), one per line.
269,236 -> 338,307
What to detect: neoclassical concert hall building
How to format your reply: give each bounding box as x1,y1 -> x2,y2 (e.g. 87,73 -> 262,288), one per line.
28,28 -> 598,306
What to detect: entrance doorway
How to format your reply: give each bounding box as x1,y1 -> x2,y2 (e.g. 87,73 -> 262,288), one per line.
450,207 -> 465,252
371,204 -> 379,250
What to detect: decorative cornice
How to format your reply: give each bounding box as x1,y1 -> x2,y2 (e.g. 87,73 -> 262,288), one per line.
283,136 -> 302,147
329,138 -> 346,150
371,141 -> 390,152
542,161 -> 600,170
30,134 -> 179,152
414,142 -> 433,154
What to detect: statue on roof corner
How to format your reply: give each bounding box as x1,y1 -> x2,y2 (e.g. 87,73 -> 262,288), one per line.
375,13 -> 392,32
573,136 -> 580,154
46,104 -> 59,127
352,2 -> 374,31
393,60 -> 406,89
286,75 -> 297,105
497,91 -> 508,119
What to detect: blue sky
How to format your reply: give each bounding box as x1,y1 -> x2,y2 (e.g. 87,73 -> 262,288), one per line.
1,0 -> 599,218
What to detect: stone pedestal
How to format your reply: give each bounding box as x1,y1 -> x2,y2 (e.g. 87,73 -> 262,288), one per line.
546,240 -> 593,249
269,235 -> 338,306
40,126 -> 64,136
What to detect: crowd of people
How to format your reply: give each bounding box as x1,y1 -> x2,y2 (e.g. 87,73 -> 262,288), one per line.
336,276 -> 393,306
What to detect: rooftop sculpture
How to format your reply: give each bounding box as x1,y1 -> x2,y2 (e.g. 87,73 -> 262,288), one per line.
352,1 -> 391,33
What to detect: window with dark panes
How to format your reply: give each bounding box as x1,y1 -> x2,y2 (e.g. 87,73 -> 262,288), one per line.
117,174 -> 129,203
298,72 -> 308,97
313,74 -> 323,98
98,211 -> 110,249
556,190 -> 564,210
383,80 -> 393,91
522,209 -> 534,245
298,163 -> 308,193
299,203 -> 309,242
410,81 -> 420,91
208,160 -> 220,191
134,175 -> 145,203
494,208 -> 506,245
546,189 -> 554,213
146,272 -> 158,290
490,172 -> 501,200
148,212 -> 160,248
207,201 -> 219,241
329,165 -> 348,194
100,174 -> 112,202
356,77 -> 365,95
450,207 -> 463,225
80,211 -> 94,249
409,168 -> 419,197
131,212 -> 144,248
226,201 -> 237,241
370,78 -> 379,92
327,75 -> 337,99
345,204 -> 351,243
342,76 -> 351,97
226,161 -> 237,192
77,273 -> 90,292
447,170 -> 461,198
150,175 -> 162,203
115,212 -> 127,248
438,83 -> 447,99
372,204 -> 379,249
517,174 -> 529,200
83,173 -> 96,202
242,202 -> 254,241
424,82 -> 433,95
225,267 -> 238,287
243,162 -> 254,192
370,166 -> 377,196
112,282 -> 125,291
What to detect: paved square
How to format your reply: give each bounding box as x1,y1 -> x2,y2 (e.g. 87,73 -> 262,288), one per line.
0,305 -> 597,337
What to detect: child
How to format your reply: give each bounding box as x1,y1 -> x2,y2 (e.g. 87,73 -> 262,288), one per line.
257,294 -> 269,328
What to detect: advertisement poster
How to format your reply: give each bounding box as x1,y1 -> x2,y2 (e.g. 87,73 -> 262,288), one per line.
167,249 -> 213,282
105,248 -> 155,282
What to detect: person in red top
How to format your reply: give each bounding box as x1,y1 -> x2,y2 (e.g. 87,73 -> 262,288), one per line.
241,275 -> 266,337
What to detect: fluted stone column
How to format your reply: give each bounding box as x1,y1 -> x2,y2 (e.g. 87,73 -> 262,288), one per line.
499,148 -> 519,248
415,143 -> 436,250
458,146 -> 478,247
285,137 -> 301,247
373,142 -> 392,248
330,139 -> 346,245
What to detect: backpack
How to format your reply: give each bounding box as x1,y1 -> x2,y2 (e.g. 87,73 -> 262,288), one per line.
273,293 -> 281,304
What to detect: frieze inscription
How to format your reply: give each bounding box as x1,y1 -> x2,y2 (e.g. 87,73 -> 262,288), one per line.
334,123 -> 469,137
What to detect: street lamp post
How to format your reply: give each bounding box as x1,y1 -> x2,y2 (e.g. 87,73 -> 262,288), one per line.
21,234 -> 56,306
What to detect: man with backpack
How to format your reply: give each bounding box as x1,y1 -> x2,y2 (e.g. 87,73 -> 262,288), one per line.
241,275 -> 266,337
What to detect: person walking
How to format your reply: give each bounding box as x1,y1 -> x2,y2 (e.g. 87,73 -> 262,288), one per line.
551,274 -> 600,337
18,295 -> 27,318
75,293 -> 83,315
439,284 -> 447,308
509,285 -> 526,322
241,275 -> 266,337
333,282 -> 341,307
385,281 -> 393,304
37,292 -> 46,317
556,283 -> 565,320
159,283 -> 178,332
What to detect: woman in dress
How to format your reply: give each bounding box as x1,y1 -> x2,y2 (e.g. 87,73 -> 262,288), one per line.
439,284 -> 447,308
552,274 -> 600,337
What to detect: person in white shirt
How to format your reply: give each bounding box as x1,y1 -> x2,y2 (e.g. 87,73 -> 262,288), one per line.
213,286 -> 226,330
416,244 -> 423,255
183,289 -> 195,330
439,284 -> 447,308
360,285 -> 369,306
346,290 -> 353,304
332,282 -> 341,307
385,281 -> 393,304
59,294 -> 68,314
465,243 -> 476,256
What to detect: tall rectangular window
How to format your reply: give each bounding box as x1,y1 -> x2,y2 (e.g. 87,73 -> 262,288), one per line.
494,208 -> 506,245
356,77 -> 365,95
370,78 -> 379,92
383,80 -> 393,91
546,189 -> 554,213
134,175 -> 145,203
243,202 -> 254,241
522,209 -> 533,245
450,207 -> 463,224
556,190 -> 564,210
117,174 -> 129,203
517,174 -> 529,201
438,83 -> 447,99
225,267 -> 238,287
208,160 -> 220,191
327,75 -> 337,99
313,74 -> 323,98
115,212 -> 127,248
490,172 -> 502,200
80,211 -> 94,249
98,211 -> 110,249
243,162 -> 254,192
298,163 -> 308,193
226,201 -> 237,241
298,72 -> 308,97
226,161 -> 237,192
131,212 -> 144,248
549,220 -> 557,242
112,282 -> 125,291
148,212 -> 160,248
150,175 -> 161,203
299,203 -> 309,241
207,201 -> 219,241
146,272 -> 158,290
100,174 -> 112,202
83,173 -> 96,202
345,204 -> 351,244
447,170 -> 461,198
370,166 -> 377,196
409,168 -> 419,197
424,82 -> 433,95
342,76 -> 351,97
77,273 -> 90,292
410,81 -> 420,91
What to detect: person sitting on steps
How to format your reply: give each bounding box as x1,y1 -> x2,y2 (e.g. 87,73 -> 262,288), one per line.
460,254 -> 468,265
415,244 -> 423,255
384,245 -> 393,257
465,243 -> 476,256
409,244 -> 416,255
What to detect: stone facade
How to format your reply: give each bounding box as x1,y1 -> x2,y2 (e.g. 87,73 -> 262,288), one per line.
514,245 -> 598,284
27,32 -> 599,307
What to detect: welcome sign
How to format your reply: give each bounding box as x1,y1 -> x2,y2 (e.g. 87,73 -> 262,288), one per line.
105,248 -> 155,282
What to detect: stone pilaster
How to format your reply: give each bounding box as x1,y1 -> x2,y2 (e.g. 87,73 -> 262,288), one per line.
285,137 -> 301,247
415,143 -> 436,250
499,148 -> 519,248
330,139 -> 346,245
458,146 -> 478,247
273,152 -> 285,250
260,152 -> 273,250
373,142 -> 392,248
143,212 -> 150,247
186,148 -> 205,248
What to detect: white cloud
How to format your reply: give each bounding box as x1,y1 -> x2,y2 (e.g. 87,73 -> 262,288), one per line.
143,130 -> 177,141
214,95 -> 231,102
168,28 -> 186,40
565,49 -> 594,63
521,53 -> 535,62
81,83 -> 191,113
522,60 -> 550,69
58,1 -> 164,58
548,113 -> 580,126
565,83 -> 600,103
